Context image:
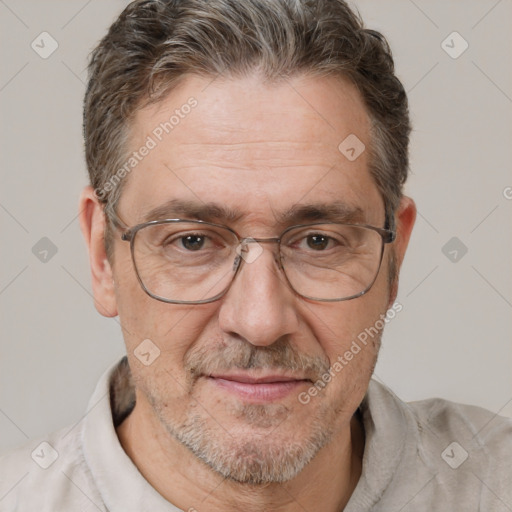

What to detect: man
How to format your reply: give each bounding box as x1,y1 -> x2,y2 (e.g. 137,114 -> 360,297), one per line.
1,0 -> 510,510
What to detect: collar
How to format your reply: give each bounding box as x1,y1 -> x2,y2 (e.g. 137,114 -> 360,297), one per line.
82,357 -> 180,511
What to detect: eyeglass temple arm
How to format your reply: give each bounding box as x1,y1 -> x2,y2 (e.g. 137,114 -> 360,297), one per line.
104,204 -> 131,234
384,211 -> 397,243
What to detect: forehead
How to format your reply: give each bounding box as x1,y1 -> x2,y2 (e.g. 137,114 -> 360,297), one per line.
120,73 -> 383,227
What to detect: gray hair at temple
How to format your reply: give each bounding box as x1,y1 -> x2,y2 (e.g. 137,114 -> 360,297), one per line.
83,0 -> 410,260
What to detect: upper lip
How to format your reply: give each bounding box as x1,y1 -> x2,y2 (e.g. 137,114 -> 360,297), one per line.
208,373 -> 311,384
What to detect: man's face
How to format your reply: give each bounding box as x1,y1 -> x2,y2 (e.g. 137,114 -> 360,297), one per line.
109,73 -> 398,483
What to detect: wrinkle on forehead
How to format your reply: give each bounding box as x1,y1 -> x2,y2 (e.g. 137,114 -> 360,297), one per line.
119,73 -> 382,229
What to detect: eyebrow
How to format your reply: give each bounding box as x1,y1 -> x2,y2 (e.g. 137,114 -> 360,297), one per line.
141,199 -> 367,226
278,202 -> 366,225
142,199 -> 243,224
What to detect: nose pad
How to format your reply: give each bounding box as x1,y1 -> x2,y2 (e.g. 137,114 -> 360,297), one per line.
232,253 -> 241,272
236,238 -> 264,264
230,239 -> 286,290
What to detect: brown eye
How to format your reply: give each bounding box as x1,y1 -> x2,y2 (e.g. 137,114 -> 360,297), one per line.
180,235 -> 205,251
306,234 -> 330,250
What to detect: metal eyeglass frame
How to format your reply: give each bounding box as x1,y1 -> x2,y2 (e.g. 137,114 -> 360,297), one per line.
108,209 -> 396,305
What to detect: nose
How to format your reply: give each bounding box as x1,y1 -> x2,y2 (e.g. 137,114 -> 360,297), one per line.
217,242 -> 299,347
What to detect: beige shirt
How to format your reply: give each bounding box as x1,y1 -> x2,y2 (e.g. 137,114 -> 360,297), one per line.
1,357 -> 511,511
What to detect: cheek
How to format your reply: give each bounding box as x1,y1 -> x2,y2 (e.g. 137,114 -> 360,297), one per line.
300,271 -> 390,406
113,255 -> 220,381
113,257 -> 157,340
303,241 -> 393,355
112,248 -> 190,341
307,286 -> 389,360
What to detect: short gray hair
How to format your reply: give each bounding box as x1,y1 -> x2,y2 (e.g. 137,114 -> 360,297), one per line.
84,0 -> 410,256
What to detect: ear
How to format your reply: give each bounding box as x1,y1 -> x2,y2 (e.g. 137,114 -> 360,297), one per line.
388,195 -> 416,306
79,186 -> 118,317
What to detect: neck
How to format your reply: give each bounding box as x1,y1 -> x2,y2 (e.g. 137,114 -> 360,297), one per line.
117,395 -> 364,512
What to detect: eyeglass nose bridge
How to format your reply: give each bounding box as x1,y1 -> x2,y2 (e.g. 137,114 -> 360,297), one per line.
233,236 -> 282,270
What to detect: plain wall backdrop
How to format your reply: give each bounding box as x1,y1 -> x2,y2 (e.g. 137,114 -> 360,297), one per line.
0,0 -> 511,454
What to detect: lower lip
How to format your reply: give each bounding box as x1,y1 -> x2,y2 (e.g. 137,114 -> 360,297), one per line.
208,377 -> 309,402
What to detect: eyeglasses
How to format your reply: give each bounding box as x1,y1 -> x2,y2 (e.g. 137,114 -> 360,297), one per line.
110,214 -> 395,304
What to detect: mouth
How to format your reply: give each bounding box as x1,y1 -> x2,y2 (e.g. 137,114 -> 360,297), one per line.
206,373 -> 312,403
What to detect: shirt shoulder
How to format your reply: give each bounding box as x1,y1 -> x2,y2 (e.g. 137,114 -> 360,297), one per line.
408,394 -> 512,454
0,423 -> 106,511
399,391 -> 512,510
353,380 -> 512,511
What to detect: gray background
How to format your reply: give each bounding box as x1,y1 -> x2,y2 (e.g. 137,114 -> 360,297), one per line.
0,0 -> 511,454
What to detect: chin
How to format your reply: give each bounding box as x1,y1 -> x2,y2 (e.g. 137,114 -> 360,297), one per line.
163,401 -> 336,485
